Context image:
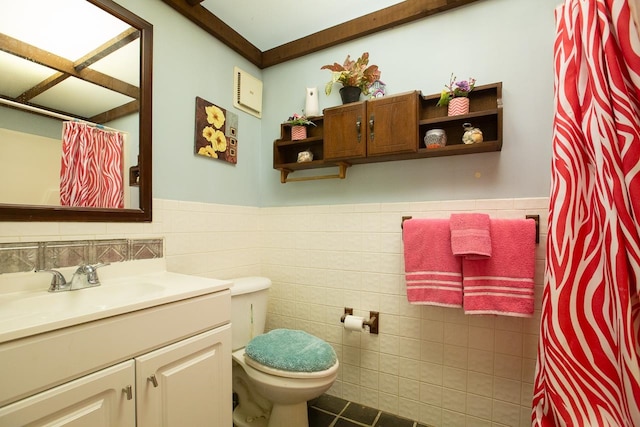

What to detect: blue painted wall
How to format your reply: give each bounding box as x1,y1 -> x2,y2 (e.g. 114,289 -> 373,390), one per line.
118,0 -> 557,208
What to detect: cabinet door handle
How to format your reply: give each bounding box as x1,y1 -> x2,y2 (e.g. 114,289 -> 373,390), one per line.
356,117 -> 362,143
369,115 -> 375,141
148,374 -> 159,388
123,385 -> 133,400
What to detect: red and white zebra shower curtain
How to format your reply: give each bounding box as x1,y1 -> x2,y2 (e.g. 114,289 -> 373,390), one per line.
532,0 -> 640,425
60,121 -> 124,209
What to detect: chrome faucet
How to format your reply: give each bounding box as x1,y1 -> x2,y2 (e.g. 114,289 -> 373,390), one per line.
36,263 -> 110,292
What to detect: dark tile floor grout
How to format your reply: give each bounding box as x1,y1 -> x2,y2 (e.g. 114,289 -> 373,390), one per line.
307,394 -> 428,427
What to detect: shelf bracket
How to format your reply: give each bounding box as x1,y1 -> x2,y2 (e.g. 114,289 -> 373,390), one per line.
279,162 -> 350,183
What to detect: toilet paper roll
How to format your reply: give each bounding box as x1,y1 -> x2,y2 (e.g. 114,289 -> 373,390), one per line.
344,315 -> 364,332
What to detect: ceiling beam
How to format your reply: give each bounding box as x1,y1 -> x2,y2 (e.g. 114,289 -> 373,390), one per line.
16,28 -> 140,103
160,0 -> 262,67
74,27 -> 140,72
262,0 -> 484,68
0,32 -> 139,99
91,100 -> 139,123
161,0 -> 484,69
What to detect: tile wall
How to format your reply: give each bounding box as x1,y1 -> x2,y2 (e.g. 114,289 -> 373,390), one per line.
0,197 -> 548,427
0,199 -> 262,280
260,198 -> 548,427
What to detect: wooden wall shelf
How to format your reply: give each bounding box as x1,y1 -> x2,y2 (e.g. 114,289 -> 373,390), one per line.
273,83 -> 502,182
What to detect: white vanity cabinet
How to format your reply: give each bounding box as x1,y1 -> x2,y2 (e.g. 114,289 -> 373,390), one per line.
0,288 -> 232,427
0,360 -> 136,426
136,326 -> 232,426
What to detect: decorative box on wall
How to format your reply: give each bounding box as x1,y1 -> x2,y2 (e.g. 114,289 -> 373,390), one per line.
272,83 -> 502,183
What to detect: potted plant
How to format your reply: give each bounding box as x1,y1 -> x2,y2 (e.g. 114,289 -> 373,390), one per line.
436,74 -> 476,116
284,113 -> 316,140
321,52 -> 381,104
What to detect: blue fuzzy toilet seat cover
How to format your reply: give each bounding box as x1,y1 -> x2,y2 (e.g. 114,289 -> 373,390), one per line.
245,329 -> 337,372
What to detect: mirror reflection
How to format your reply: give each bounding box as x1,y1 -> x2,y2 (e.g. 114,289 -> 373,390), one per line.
0,0 -> 152,221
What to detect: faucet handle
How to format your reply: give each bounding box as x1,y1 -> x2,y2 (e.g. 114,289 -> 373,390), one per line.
36,269 -> 69,292
83,262 -> 110,284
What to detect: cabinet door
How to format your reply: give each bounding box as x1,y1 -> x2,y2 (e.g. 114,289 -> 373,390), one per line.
324,101 -> 367,160
136,325 -> 232,427
367,92 -> 418,156
0,360 -> 135,427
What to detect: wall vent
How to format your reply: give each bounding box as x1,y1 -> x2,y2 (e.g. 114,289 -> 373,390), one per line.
233,66 -> 262,118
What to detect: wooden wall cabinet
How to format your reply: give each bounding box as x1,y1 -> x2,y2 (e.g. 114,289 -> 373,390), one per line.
273,82 -> 502,183
324,91 -> 419,161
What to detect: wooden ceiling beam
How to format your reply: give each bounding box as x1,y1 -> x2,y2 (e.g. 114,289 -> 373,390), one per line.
91,100 -> 139,123
74,27 -> 140,72
262,0 -> 483,67
161,0 -> 484,69
15,28 -> 140,103
0,32 -> 139,99
160,0 -> 262,67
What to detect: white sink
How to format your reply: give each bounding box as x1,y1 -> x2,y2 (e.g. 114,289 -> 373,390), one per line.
0,259 -> 231,343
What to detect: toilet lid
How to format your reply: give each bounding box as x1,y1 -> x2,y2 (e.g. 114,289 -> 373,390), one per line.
244,329 -> 337,373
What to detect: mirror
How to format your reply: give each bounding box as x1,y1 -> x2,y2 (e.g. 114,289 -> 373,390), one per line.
0,0 -> 152,222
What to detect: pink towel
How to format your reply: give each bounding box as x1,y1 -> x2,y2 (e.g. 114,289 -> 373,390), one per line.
403,218 -> 463,307
450,213 -> 492,259
462,218 -> 536,317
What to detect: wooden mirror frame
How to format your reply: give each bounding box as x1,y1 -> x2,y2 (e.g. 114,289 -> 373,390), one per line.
0,0 -> 153,222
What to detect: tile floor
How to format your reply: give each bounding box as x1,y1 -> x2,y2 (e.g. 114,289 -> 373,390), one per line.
308,394 -> 428,427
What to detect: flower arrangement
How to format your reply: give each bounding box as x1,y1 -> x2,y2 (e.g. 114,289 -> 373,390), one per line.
436,74 -> 476,107
321,52 -> 381,95
284,113 -> 317,127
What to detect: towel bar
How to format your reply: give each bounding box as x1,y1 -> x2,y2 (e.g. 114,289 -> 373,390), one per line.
401,216 -> 412,229
402,214 -> 540,243
526,214 -> 540,243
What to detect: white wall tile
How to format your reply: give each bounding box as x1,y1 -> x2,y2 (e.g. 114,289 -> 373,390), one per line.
2,197 -> 548,427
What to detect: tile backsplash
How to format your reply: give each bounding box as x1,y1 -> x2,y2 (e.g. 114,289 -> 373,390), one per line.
0,238 -> 163,274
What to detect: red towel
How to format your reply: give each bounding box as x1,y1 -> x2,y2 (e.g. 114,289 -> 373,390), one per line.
403,218 -> 463,307
450,213 -> 492,259
462,218 -> 536,317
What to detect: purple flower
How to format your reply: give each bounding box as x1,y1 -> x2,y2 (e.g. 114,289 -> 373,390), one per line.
456,80 -> 470,92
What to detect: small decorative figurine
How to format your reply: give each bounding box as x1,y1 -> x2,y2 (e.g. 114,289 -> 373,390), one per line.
462,122 -> 483,144
297,149 -> 313,163
369,80 -> 386,98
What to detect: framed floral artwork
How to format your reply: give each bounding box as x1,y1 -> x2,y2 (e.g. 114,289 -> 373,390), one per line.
194,97 -> 238,164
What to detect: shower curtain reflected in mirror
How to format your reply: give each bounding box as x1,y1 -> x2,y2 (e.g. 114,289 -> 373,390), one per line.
60,121 -> 124,209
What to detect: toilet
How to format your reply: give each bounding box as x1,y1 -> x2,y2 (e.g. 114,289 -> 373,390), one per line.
230,277 -> 339,427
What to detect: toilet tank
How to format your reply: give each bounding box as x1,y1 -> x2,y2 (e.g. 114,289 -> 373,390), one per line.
230,277 -> 271,351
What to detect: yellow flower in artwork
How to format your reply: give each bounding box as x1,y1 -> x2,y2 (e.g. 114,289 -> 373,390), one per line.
205,105 -> 226,129
202,126 -> 216,142
198,145 -> 218,158
212,130 -> 227,152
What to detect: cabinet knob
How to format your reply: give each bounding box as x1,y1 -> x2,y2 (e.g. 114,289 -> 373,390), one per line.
356,117 -> 362,143
123,385 -> 133,400
148,374 -> 159,388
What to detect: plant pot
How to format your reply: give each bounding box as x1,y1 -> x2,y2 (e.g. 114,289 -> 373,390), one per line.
339,86 -> 362,104
448,97 -> 470,116
291,125 -> 307,140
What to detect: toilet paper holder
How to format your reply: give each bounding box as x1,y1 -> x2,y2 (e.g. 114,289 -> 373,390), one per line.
340,307 -> 379,334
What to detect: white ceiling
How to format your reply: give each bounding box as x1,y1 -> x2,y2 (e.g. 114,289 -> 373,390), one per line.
200,0 -> 406,51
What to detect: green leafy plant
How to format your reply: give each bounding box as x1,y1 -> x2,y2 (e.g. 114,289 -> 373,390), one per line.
436,74 -> 476,106
321,52 -> 381,95
284,113 -> 316,126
